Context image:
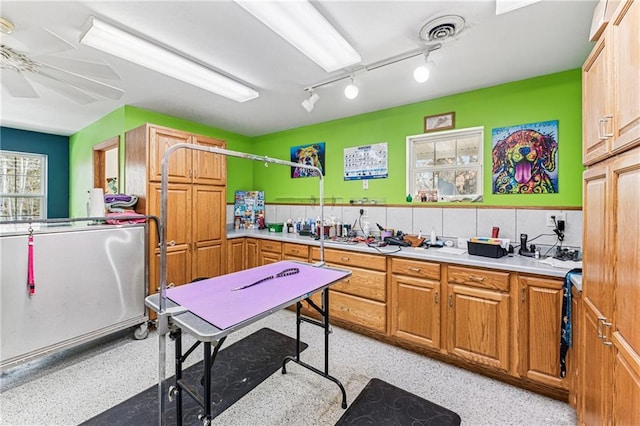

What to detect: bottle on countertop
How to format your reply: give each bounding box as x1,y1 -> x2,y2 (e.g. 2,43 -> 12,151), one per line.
430,227 -> 437,245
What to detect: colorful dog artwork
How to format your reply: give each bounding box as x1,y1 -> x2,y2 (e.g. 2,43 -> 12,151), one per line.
290,142 -> 325,178
492,121 -> 559,194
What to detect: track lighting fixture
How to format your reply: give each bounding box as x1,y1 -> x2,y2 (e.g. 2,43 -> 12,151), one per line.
344,77 -> 358,100
301,44 -> 442,110
413,51 -> 431,83
301,90 -> 320,112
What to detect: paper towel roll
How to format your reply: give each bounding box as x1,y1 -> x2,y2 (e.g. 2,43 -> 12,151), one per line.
88,188 -> 105,218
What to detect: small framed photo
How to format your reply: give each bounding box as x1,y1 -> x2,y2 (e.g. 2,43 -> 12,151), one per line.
424,112 -> 455,132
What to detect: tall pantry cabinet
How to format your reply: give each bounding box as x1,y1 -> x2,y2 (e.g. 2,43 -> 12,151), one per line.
581,1 -> 640,424
125,124 -> 227,297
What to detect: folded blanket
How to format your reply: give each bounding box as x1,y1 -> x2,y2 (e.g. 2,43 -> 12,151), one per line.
105,210 -> 147,225
105,194 -> 139,211
104,194 -> 136,203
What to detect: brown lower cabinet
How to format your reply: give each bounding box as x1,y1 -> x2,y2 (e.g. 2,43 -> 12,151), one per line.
307,247 -> 387,333
390,258 -> 441,349
227,238 -> 579,401
519,275 -> 569,389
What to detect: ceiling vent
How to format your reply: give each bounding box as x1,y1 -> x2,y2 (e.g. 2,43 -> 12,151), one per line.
419,15 -> 465,43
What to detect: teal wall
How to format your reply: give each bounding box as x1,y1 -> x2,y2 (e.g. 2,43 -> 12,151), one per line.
247,69 -> 584,207
1,127 -> 70,218
68,106 -> 253,217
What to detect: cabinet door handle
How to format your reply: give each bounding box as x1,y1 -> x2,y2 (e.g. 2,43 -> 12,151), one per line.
434,291 -> 439,304
598,118 -> 606,140
341,257 -> 350,262
602,115 -> 614,138
408,267 -> 421,272
596,317 -> 605,338
167,240 -> 176,246
448,294 -> 453,307
602,320 -> 612,342
521,287 -> 526,302
468,275 -> 485,282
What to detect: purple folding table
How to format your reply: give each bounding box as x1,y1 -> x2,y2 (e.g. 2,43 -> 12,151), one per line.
145,260 -> 351,425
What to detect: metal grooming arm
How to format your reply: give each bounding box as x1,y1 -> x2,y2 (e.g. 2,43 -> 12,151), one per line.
156,143 -> 325,425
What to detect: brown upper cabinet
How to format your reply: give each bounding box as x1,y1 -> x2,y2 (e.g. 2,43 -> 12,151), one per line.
124,123 -> 227,299
147,125 -> 226,185
583,0 -> 640,165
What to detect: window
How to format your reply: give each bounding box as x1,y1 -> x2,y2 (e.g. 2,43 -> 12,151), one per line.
0,150 -> 47,220
406,127 -> 483,202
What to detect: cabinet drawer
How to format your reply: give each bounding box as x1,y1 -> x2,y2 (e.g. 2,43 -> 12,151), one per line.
283,243 -> 308,258
260,240 -> 282,253
325,265 -> 386,302
312,248 -> 386,271
448,265 -> 509,292
391,258 -> 440,280
328,291 -> 386,333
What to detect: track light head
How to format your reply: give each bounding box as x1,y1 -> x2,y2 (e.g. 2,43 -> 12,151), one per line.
414,65 -> 430,83
301,90 -> 320,112
344,77 -> 358,100
414,51 -> 431,83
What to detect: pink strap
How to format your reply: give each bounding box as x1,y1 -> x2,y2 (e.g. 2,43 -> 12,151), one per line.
28,234 -> 35,296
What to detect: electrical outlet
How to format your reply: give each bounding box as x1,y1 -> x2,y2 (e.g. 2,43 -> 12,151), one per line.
546,212 -> 565,227
362,180 -> 369,190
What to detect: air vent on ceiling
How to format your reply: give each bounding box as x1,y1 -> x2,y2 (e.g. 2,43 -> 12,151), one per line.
419,15 -> 465,43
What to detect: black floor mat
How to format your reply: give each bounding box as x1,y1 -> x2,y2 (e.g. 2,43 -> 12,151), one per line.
82,328 -> 307,426
335,378 -> 461,426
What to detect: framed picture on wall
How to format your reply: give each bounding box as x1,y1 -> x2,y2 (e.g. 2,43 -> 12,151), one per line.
290,142 -> 326,178
424,112 -> 455,132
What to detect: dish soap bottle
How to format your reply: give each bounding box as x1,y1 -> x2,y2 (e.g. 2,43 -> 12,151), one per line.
430,227 -> 437,245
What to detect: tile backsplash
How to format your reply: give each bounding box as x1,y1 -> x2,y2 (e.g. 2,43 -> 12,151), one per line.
226,204 -> 583,249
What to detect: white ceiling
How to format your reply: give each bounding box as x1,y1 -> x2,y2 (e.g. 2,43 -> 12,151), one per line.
0,0 -> 597,138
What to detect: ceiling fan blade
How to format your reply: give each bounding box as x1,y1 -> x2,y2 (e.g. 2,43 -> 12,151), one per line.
28,72 -> 98,104
40,64 -> 124,100
37,56 -> 121,80
0,69 -> 39,98
19,28 -> 75,57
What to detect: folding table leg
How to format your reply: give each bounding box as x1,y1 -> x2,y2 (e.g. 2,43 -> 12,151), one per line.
281,288 -> 347,408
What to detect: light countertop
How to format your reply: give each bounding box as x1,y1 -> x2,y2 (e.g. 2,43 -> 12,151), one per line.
228,229 -> 579,279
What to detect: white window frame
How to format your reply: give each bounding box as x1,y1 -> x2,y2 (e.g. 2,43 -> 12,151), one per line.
406,126 -> 484,202
0,150 -> 48,220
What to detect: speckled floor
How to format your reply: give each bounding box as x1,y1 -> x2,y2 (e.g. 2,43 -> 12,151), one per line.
0,310 -> 576,425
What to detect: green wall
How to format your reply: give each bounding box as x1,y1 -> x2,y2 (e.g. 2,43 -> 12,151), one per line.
69,69 -> 583,216
248,69 -> 583,207
69,106 -> 253,217
69,108 -> 125,217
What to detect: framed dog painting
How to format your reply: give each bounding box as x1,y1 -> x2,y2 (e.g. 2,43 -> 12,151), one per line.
290,142 -> 326,178
492,120 -> 559,194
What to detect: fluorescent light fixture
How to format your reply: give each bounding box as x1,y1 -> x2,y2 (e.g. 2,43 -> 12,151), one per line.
301,90 -> 319,112
235,0 -> 361,73
495,0 -> 541,15
79,16 -> 258,102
